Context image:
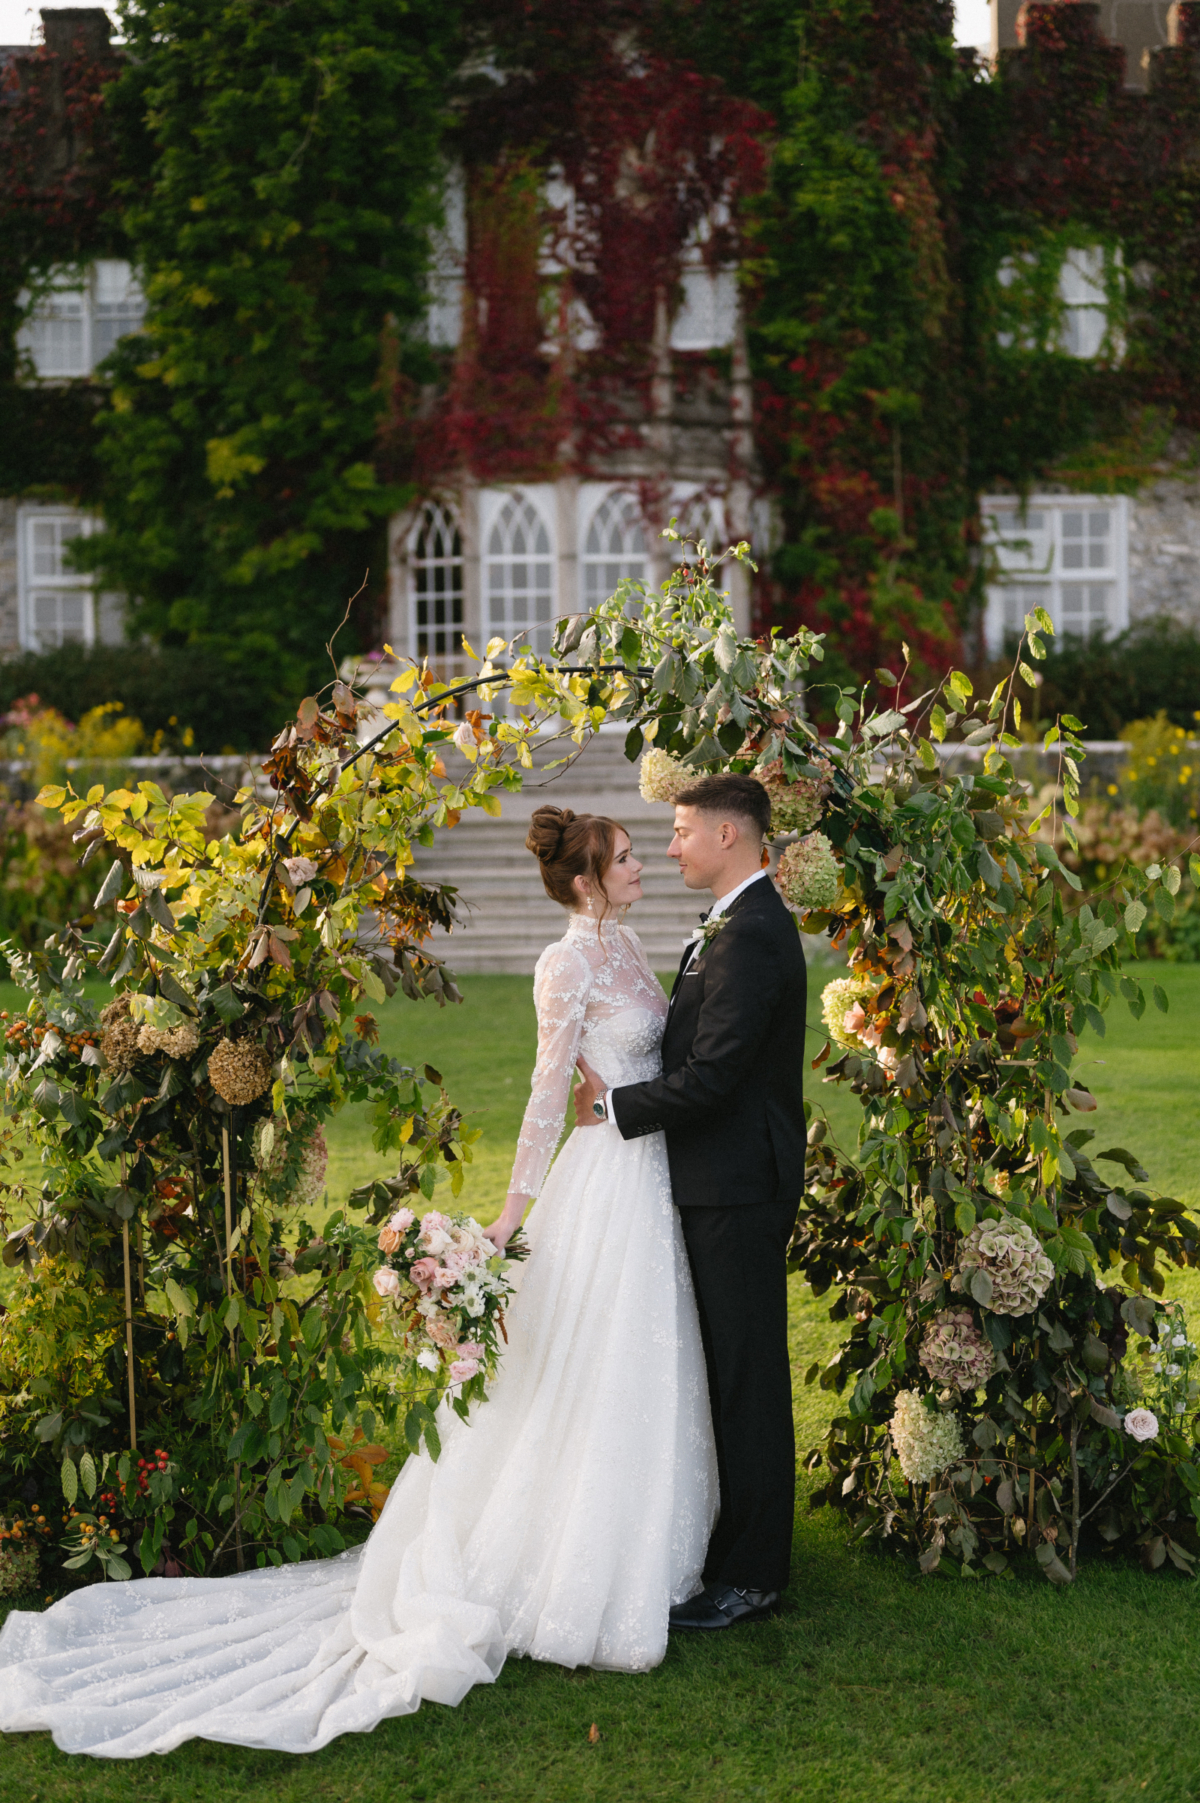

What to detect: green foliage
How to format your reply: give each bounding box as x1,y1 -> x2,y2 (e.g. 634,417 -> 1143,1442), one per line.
75,0 -> 462,703
560,550 -> 1200,1581
0,642 -> 264,754
0,644 -> 617,1582
0,795 -> 101,950
1118,713 -> 1200,829
1021,617 -> 1200,741
747,0 -> 968,691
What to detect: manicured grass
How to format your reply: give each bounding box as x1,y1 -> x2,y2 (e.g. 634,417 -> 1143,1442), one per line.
4,960 -> 1200,1801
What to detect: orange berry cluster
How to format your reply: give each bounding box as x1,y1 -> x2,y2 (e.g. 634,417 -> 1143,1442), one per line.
0,1013 -> 98,1059
1,1505 -> 51,1542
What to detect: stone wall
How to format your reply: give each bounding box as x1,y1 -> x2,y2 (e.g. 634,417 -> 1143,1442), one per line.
1128,474 -> 1200,627
996,1 -> 1176,88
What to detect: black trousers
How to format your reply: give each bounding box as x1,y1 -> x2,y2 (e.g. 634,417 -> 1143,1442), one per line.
678,1198 -> 799,1594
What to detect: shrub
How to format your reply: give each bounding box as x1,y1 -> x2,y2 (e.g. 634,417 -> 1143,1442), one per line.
0,645 -> 265,754
1029,619 -> 1200,740
1118,713 -> 1200,829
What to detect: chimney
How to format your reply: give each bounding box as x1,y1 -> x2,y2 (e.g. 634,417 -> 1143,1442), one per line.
40,8 -> 112,59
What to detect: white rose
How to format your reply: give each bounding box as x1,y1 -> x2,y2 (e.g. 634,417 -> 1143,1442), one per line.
416,1348 -> 440,1372
1124,1407 -> 1159,1443
372,1268 -> 401,1299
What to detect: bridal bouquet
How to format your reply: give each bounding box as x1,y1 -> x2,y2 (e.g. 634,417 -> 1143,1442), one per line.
372,1208 -> 528,1411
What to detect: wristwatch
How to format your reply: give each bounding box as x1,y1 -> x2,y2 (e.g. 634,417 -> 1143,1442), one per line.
592,1094 -> 608,1121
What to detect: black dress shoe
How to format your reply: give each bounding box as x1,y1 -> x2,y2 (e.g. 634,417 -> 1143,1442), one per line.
669,1585 -> 781,1631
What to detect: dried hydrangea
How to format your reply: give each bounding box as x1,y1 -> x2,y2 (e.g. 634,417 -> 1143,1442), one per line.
919,1309 -> 996,1393
777,833 -> 839,911
137,1022 -> 201,1059
99,998 -> 140,1074
756,755 -> 834,835
207,1037 -> 273,1106
639,748 -> 690,804
953,1215 -> 1054,1316
254,1119 -> 328,1210
890,1390 -> 966,1485
821,974 -> 880,1052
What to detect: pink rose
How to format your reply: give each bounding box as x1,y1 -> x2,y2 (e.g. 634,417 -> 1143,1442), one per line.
389,1208 -> 415,1233
372,1268 -> 401,1299
449,1358 -> 480,1384
457,1342 -> 485,1360
428,1313 -> 460,1349
432,1266 -> 456,1289
410,1257 -> 440,1292
1124,1407 -> 1159,1443
377,1225 -> 401,1255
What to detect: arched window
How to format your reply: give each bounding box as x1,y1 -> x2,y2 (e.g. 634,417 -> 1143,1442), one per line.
582,490 -> 647,608
485,491 -> 555,655
409,502 -> 465,675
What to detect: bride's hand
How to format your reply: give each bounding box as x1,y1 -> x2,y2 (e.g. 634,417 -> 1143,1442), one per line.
485,1197 -> 526,1251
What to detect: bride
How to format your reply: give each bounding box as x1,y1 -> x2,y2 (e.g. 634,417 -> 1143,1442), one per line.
0,806 -> 717,1758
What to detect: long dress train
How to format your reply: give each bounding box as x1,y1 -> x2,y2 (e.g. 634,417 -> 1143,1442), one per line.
0,915 -> 717,1757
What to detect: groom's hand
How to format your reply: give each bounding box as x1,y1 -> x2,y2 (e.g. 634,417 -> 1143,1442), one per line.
573,1055 -> 605,1127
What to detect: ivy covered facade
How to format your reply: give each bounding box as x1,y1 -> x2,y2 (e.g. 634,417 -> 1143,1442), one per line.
4,1 -> 1200,717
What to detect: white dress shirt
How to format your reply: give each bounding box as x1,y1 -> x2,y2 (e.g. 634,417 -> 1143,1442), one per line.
601,866 -> 771,1119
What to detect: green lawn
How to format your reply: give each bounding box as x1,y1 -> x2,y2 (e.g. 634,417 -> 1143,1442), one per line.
3,961 -> 1200,1801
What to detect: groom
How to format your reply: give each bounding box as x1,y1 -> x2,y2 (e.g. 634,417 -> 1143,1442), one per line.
574,772 -> 806,1629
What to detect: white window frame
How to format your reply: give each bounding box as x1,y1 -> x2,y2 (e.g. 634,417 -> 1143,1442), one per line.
981,493 -> 1129,654
407,501 -> 466,683
670,210 -> 739,352
16,260 -> 146,381
426,168 -> 466,350
578,485 -> 648,610
480,485 -> 557,658
17,505 -> 99,651
995,242 -> 1124,364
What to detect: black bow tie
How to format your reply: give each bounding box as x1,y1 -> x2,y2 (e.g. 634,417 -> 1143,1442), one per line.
699,910 -> 711,924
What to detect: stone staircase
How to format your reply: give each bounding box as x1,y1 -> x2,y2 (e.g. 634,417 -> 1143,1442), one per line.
412,728 -> 703,973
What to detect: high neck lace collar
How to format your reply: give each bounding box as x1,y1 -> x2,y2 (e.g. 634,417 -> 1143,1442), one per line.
564,911 -> 623,942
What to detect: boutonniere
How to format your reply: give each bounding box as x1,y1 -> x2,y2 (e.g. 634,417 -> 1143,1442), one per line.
686,913 -> 729,956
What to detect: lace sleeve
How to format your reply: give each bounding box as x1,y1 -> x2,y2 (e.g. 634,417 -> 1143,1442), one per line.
508,940 -> 593,1200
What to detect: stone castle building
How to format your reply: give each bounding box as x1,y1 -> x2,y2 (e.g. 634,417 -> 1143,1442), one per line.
4,4 -> 1200,684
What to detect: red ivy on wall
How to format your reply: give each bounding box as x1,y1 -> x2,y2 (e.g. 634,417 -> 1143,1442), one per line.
395,26 -> 768,494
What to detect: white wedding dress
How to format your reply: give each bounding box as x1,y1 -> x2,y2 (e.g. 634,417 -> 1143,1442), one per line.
0,915 -> 717,1757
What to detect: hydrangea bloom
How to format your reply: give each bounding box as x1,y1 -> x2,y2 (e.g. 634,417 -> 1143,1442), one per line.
137,1022 -> 201,1059
890,1390 -> 966,1484
777,833 -> 839,911
918,1309 -> 996,1392
953,1215 -> 1054,1316
756,755 -> 834,835
821,975 -> 881,1052
639,748 -> 690,803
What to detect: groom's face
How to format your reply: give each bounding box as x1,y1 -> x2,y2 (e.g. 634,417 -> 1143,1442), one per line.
669,805 -> 734,890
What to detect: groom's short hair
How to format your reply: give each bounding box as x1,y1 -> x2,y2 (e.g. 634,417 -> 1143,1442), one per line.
675,773 -> 771,839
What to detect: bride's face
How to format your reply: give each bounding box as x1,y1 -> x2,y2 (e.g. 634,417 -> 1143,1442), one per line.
575,831 -> 643,913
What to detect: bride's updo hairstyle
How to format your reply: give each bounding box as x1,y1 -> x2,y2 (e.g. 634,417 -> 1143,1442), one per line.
526,806 -> 623,914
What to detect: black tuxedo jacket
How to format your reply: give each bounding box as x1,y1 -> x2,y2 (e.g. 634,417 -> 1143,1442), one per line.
611,875 -> 807,1207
